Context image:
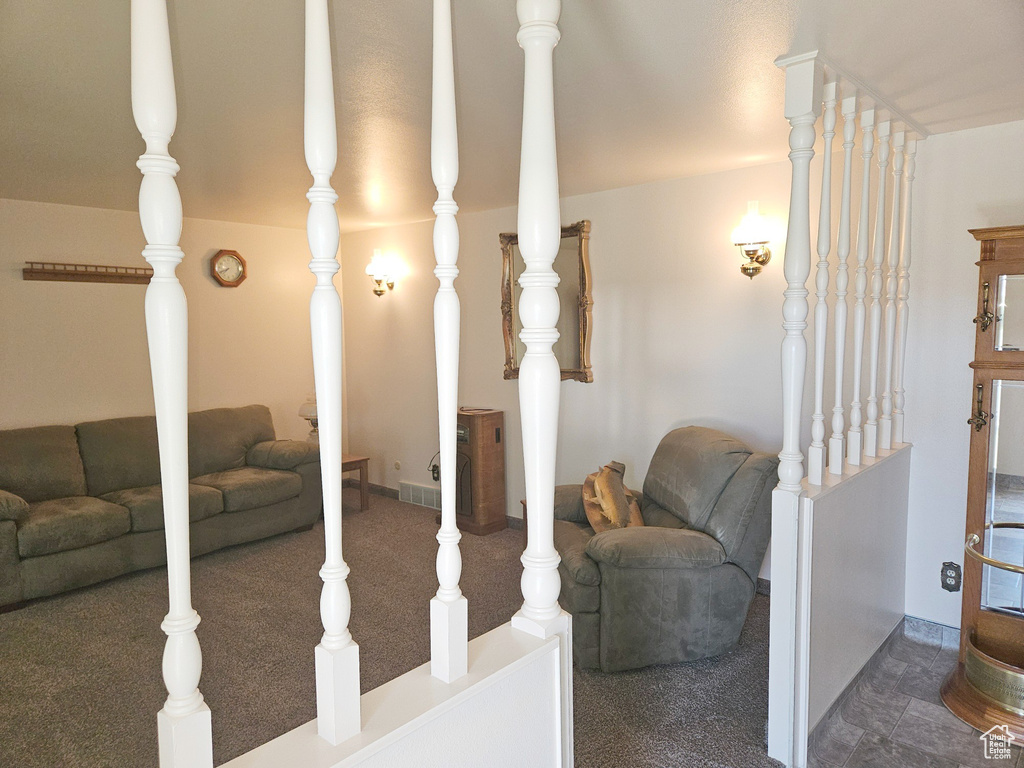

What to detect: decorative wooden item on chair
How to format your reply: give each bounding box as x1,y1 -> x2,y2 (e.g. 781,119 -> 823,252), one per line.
942,225 -> 1024,739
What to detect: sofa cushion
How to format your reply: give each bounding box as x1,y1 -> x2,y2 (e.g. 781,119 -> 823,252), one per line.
642,426 -> 751,530
0,425 -> 88,503
76,415 -> 160,497
101,484 -> 224,532
585,526 -> 726,569
188,405 -> 276,478
705,452 -> 778,575
0,489 -> 31,523
18,497 -> 131,558
191,467 -> 301,512
246,440 -> 320,470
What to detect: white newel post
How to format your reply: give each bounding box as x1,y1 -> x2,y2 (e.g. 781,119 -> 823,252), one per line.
893,139 -> 916,444
511,1 -> 573,764
429,0 -> 469,684
847,108 -> 874,466
305,0 -> 361,745
768,54 -> 822,766
808,82 -> 836,486
879,131 -> 905,451
829,93 -> 857,475
130,2 -> 213,766
864,120 -> 890,458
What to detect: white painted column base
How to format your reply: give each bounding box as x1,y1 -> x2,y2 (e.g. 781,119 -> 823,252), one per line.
880,420 -> 893,452
315,642 -> 362,745
847,431 -> 863,466
828,435 -> 845,475
430,595 -> 468,683
158,704 -> 213,768
894,413 -> 905,445
512,610 -> 574,768
864,424 -> 878,458
807,446 -> 825,486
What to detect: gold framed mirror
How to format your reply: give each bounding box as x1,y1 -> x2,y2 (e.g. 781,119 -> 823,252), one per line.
500,220 -> 593,383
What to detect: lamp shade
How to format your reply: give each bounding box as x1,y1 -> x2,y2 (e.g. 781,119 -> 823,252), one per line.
365,248 -> 388,280
298,397 -> 317,420
731,201 -> 770,245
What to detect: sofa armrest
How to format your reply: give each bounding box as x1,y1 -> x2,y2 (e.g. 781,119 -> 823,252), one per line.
0,489 -> 30,523
585,526 -> 725,570
553,484 -> 587,523
553,520 -> 600,586
246,440 -> 320,470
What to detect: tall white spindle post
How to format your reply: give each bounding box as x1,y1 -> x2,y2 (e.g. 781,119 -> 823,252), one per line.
808,81 -> 836,486
830,93 -> 857,475
893,139 -> 916,444
863,120 -> 890,458
305,0 -> 361,745
511,1 -> 573,764
847,108 -> 874,465
429,0 -> 468,684
879,131 -> 905,451
767,54 -> 822,766
131,2 -> 212,766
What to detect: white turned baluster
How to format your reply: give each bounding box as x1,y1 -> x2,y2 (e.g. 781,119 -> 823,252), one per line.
131,2 -> 212,766
429,0 -> 468,684
863,120 -> 890,458
305,0 -> 360,745
808,82 -> 836,486
511,1 -> 574,763
829,93 -> 857,475
893,139 -> 916,444
879,131 -> 905,451
767,55 -> 822,766
847,108 -> 874,466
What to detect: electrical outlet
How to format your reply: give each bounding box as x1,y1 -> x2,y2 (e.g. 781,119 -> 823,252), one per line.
941,561 -> 962,592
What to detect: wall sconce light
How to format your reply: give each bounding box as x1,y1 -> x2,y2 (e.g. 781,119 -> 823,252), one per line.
732,201 -> 772,279
298,395 -> 318,442
365,248 -> 395,297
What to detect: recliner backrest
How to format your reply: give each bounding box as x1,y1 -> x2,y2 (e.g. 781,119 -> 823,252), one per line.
705,452 -> 779,580
642,427 -> 751,531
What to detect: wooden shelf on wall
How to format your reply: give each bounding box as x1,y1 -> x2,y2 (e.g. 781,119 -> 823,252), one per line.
22,262 -> 153,285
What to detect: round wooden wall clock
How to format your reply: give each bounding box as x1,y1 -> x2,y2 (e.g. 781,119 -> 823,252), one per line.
210,249 -> 246,287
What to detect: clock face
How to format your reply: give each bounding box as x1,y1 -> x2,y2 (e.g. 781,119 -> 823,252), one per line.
211,250 -> 246,286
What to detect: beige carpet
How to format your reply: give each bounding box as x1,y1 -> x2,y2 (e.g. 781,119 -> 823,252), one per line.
0,490 -> 778,767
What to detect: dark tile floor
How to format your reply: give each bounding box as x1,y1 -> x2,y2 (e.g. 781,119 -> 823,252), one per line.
808,618 -> 1024,768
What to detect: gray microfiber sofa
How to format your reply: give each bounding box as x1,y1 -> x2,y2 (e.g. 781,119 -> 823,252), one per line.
0,405 -> 321,610
552,426 -> 778,672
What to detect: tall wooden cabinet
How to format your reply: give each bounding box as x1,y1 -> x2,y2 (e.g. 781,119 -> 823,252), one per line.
453,408 -> 507,535
941,226 -> 1024,738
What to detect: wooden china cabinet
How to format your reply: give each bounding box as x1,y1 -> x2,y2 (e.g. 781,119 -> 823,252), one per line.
941,226 -> 1024,738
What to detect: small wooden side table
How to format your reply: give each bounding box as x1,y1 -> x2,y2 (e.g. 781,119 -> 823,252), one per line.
342,454 -> 370,511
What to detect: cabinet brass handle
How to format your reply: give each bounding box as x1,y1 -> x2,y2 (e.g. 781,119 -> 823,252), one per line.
974,282 -> 995,332
965,525 -> 1024,576
967,384 -> 988,432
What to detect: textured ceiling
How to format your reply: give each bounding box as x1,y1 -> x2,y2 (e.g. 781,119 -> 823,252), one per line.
1,0 -> 1022,232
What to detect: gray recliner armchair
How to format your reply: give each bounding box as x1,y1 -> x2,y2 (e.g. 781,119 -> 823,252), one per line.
552,426 -> 778,672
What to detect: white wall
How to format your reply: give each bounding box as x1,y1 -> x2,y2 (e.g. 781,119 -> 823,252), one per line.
338,161 -> 795,581
0,199 -> 315,441
903,119 -> 1024,627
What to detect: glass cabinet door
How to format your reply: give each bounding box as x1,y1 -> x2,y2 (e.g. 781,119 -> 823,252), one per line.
977,264 -> 1024,363
980,378 -> 1024,616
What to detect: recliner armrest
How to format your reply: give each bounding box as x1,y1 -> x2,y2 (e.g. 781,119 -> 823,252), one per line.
246,440 -> 320,470
553,520 -> 600,586
0,489 -> 30,523
585,526 -> 726,569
